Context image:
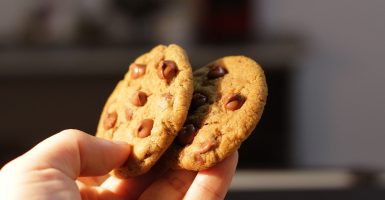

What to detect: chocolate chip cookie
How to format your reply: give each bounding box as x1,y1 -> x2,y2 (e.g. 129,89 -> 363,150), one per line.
171,56 -> 268,171
96,44 -> 193,177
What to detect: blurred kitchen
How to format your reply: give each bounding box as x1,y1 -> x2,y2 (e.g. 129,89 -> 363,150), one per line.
1,0 -> 385,199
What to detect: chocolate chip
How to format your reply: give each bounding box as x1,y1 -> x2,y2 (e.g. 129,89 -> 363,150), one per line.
125,108 -> 133,121
131,91 -> 147,106
177,124 -> 197,145
207,65 -> 227,79
157,60 -> 177,81
137,119 -> 154,138
190,92 -> 208,109
103,111 -> 117,130
130,63 -> 146,79
224,93 -> 245,111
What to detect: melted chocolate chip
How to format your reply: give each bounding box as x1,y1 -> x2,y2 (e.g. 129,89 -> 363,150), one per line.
157,60 -> 177,81
131,91 -> 147,106
224,94 -> 245,111
207,65 -> 227,79
184,118 -> 202,130
130,63 -> 146,79
190,92 -> 208,110
137,119 -> 154,138
177,124 -> 197,145
103,111 -> 117,130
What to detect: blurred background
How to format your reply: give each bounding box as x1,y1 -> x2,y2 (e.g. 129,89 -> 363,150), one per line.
1,0 -> 385,199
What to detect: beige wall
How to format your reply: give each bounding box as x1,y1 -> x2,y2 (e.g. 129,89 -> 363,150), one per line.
258,0 -> 385,168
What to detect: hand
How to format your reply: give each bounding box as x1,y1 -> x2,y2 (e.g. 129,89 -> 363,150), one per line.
0,129 -> 238,200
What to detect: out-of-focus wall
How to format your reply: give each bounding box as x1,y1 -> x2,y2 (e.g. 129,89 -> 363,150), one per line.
258,0 -> 385,168
0,0 -> 81,45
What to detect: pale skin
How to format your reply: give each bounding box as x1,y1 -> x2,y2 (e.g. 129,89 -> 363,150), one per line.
0,129 -> 238,200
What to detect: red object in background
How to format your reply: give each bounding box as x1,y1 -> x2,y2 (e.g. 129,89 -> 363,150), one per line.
196,0 -> 254,43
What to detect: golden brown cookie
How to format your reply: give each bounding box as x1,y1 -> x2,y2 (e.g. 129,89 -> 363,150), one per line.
171,56 -> 268,171
96,44 -> 193,177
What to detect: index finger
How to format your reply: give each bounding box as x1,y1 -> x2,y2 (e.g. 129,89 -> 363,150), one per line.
184,151 -> 238,200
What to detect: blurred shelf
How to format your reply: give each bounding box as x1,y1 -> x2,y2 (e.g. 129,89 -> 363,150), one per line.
0,42 -> 301,77
227,188 -> 385,200
228,170 -> 385,200
230,170 -> 358,191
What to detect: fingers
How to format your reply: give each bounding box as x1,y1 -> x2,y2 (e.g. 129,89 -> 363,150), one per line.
77,175 -> 109,186
184,151 -> 238,200
100,160 -> 169,200
21,129 -> 131,179
138,169 -> 197,200
77,180 -> 126,200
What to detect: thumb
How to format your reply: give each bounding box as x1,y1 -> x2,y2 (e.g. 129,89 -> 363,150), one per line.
10,129 -> 131,179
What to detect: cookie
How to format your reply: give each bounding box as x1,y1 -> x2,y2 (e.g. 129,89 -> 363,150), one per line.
96,44 -> 193,177
170,56 -> 268,171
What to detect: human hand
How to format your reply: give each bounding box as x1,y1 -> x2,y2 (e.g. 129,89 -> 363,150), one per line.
0,129 -> 238,200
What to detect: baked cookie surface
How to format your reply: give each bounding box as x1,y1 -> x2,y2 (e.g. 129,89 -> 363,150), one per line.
96,44 -> 193,177
172,56 -> 268,170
